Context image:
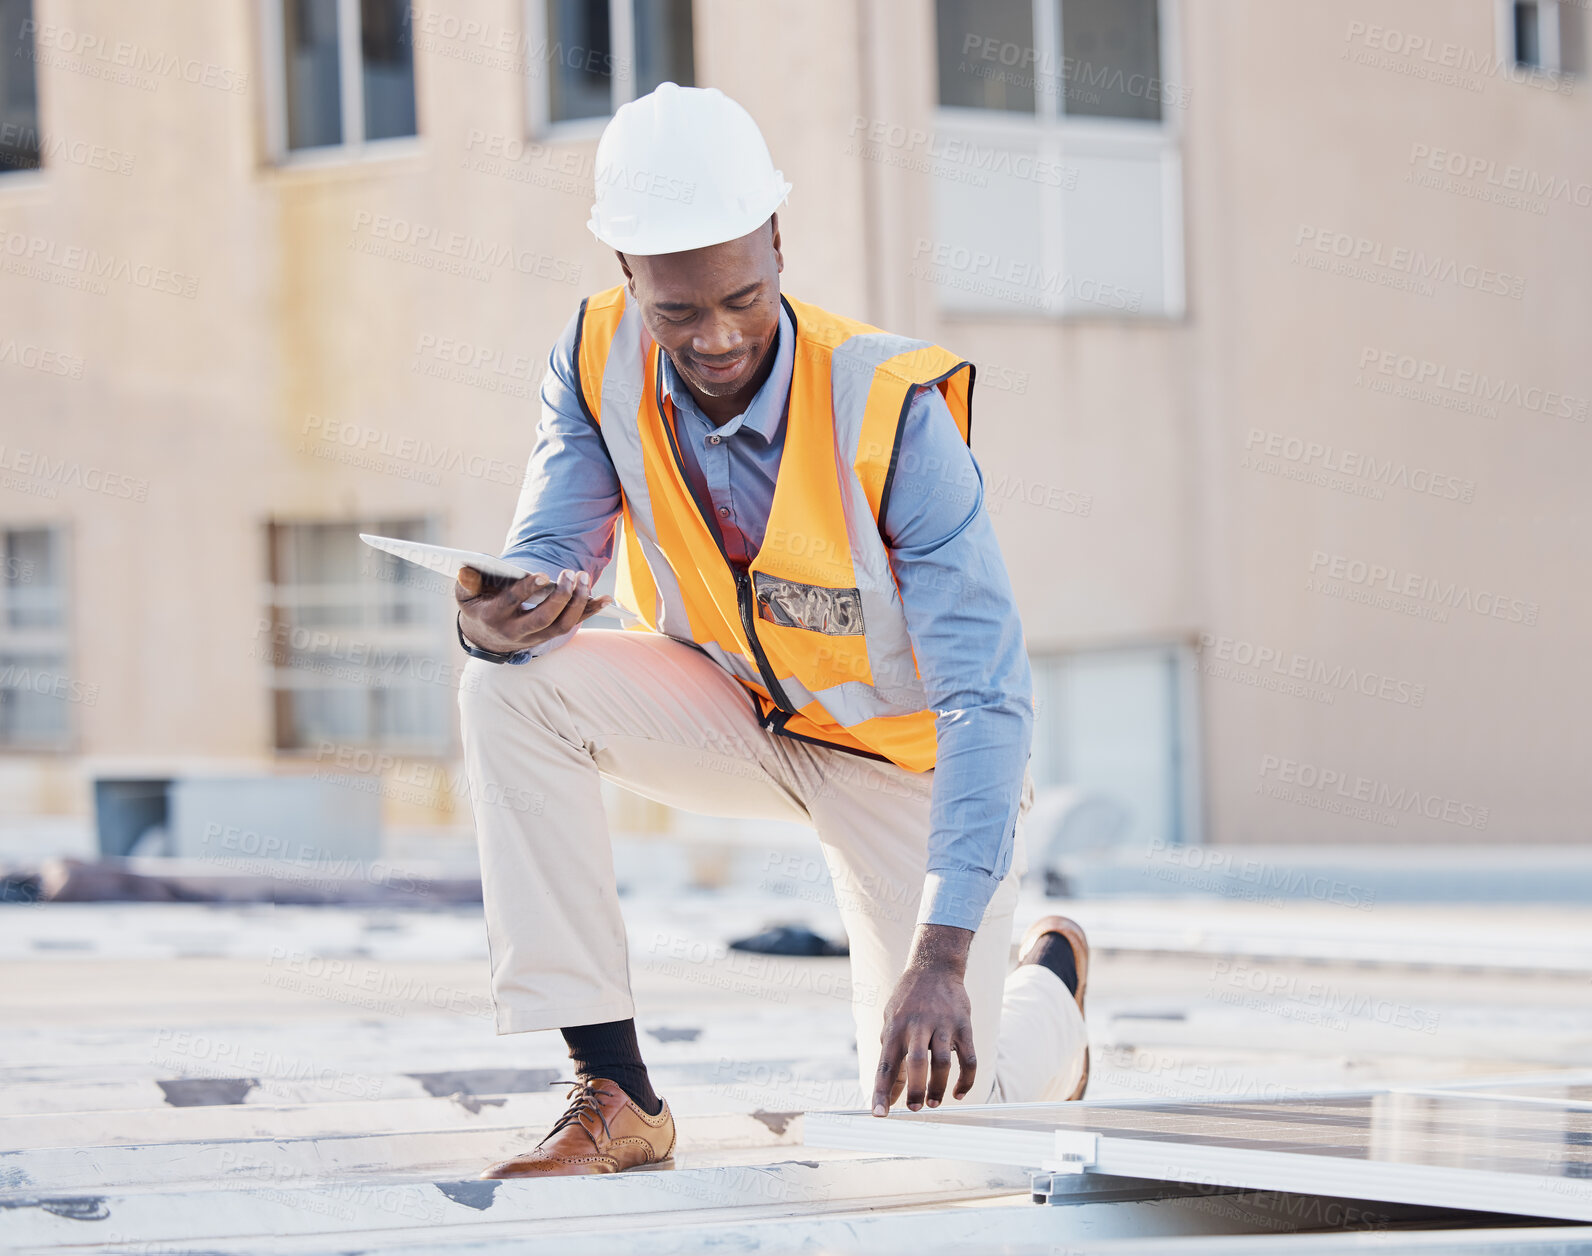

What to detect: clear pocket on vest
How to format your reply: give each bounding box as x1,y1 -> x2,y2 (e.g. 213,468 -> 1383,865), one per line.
753,572 -> 866,636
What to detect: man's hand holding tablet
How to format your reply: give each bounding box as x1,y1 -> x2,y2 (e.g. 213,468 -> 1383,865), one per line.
454,564 -> 614,657
356,535 -> 625,659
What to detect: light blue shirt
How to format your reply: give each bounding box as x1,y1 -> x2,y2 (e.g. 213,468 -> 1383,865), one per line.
502,299 -> 1034,931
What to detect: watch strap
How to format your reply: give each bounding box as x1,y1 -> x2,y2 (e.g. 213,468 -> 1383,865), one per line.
456,611 -> 531,665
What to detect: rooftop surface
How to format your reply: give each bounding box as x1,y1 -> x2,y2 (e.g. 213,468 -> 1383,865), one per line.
6,878 -> 1592,1252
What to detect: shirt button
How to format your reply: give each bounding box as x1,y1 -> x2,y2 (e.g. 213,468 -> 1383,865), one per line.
709,434 -> 722,445
718,506 -> 731,518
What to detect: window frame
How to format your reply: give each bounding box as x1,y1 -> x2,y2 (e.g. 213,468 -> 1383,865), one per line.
1497,0 -> 1580,74
0,523 -> 76,753
263,518 -> 456,757
0,0 -> 42,180
931,0 -> 1186,320
1029,639 -> 1203,850
260,0 -> 423,167
523,0 -> 647,140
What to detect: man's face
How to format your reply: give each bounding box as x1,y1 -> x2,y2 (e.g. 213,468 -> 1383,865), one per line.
620,216 -> 783,403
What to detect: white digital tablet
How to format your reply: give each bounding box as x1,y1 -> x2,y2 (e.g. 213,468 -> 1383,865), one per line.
360,534 -> 539,583
358,534 -> 637,622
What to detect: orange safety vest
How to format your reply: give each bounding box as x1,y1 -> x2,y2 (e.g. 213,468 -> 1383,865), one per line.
575,286 -> 974,771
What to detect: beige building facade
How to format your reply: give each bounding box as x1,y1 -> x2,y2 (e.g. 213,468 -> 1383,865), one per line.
1,0 -> 1587,854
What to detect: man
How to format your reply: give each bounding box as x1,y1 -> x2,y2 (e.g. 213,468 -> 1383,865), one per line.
455,83 -> 1090,1179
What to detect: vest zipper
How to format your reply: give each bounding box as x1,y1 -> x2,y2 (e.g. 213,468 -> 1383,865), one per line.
655,360 -> 798,722
733,567 -> 796,726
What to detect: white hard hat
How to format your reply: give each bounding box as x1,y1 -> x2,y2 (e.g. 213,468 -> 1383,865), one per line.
587,83 -> 791,256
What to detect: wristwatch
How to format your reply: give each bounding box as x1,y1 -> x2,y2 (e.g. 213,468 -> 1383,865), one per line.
456,611 -> 531,665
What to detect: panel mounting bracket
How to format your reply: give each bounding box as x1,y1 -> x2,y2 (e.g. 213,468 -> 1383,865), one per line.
1042,1130 -> 1099,1174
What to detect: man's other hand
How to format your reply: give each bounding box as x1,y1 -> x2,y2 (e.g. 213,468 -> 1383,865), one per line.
872,923 -> 977,1115
455,565 -> 610,655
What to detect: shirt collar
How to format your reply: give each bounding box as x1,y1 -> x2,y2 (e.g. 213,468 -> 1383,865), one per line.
659,301 -> 794,443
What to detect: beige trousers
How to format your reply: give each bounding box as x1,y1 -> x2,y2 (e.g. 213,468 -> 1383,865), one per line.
458,629 -> 1087,1105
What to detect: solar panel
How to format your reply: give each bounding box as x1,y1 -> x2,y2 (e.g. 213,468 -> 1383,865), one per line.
804,1088 -> 1592,1223
1421,1074 -> 1592,1105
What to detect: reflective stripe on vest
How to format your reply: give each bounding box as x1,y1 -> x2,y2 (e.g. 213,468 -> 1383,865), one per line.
575,286 -> 973,772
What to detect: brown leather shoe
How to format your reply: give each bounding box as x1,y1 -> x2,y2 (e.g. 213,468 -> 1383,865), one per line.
1018,915 -> 1090,1101
479,1078 -> 675,1179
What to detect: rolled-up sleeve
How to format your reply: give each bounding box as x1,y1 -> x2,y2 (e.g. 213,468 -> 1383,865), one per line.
497,308 -> 623,659
883,385 -> 1034,932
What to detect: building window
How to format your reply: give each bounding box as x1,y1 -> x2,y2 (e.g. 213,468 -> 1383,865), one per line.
0,527 -> 73,749
1029,642 -> 1200,854
0,0 -> 40,174
929,0 -> 1184,318
265,0 -> 418,159
938,0 -> 1163,120
528,0 -> 695,133
1500,0 -> 1584,74
264,520 -> 453,753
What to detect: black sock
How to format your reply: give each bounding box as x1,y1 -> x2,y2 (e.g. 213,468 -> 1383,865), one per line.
1024,932 -> 1080,995
560,1019 -> 662,1115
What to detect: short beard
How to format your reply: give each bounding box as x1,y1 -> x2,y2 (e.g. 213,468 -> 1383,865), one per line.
675,352 -> 754,398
